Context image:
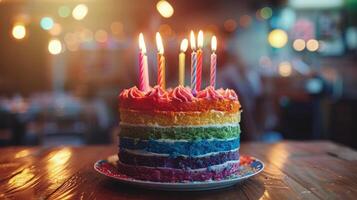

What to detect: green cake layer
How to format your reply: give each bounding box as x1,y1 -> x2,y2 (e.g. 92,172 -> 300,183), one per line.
119,124 -> 240,140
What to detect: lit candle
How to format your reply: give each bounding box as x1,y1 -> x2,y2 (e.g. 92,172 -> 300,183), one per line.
190,31 -> 197,94
156,32 -> 165,89
210,36 -> 217,88
179,39 -> 188,86
196,30 -> 203,91
138,33 -> 150,91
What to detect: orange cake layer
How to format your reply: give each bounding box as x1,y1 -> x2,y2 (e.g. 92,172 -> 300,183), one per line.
120,109 -> 241,126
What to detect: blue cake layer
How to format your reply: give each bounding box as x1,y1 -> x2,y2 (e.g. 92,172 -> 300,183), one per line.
119,137 -> 240,157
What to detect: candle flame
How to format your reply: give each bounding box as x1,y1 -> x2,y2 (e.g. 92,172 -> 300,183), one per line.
180,39 -> 188,52
211,36 -> 217,52
198,30 -> 203,49
190,31 -> 196,50
156,32 -> 164,54
139,33 -> 147,54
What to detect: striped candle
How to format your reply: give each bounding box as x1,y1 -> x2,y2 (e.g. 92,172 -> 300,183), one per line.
191,51 -> 197,94
156,32 -> 166,90
157,54 -> 165,89
138,33 -> 149,91
210,36 -> 217,88
190,31 -> 197,94
138,51 -> 145,91
196,49 -> 202,91
196,30 -> 203,91
143,55 -> 149,91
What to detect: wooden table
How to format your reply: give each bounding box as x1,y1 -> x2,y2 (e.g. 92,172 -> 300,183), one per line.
1,141 -> 356,199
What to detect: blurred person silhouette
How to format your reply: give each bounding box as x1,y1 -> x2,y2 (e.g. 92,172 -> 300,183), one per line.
216,24 -> 280,141
217,49 -> 262,141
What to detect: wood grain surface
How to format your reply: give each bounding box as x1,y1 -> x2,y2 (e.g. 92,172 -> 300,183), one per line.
0,141 -> 356,200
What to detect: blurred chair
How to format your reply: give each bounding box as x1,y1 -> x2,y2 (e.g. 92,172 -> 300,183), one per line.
0,110 -> 26,146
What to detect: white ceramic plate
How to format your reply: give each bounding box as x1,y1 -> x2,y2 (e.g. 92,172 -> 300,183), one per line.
94,155 -> 264,191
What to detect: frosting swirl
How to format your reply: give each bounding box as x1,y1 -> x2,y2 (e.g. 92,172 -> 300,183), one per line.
119,86 -> 145,101
170,86 -> 195,102
196,86 -> 224,100
217,88 -> 238,101
146,85 -> 170,101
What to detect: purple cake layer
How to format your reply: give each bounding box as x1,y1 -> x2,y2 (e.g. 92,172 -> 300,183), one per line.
119,149 -> 239,169
117,161 -> 239,182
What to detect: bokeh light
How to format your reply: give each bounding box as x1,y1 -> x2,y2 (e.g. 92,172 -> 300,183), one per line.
159,24 -> 173,37
58,6 -> 71,18
293,39 -> 305,51
279,61 -> 292,77
239,15 -> 252,28
259,56 -> 272,68
306,39 -> 319,52
72,4 -> 88,20
110,22 -> 123,35
94,30 -> 108,43
49,23 -> 62,36
12,24 -> 26,40
268,29 -> 288,48
156,0 -> 174,18
224,19 -> 237,32
260,7 -> 273,19
64,32 -> 80,51
79,28 -> 93,42
48,39 -> 62,55
40,17 -> 54,30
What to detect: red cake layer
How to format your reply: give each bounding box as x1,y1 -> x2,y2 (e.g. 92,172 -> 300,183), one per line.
119,85 -> 241,112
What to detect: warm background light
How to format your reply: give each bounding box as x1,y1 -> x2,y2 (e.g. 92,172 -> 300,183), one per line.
95,30 -> 108,43
268,29 -> 288,48
156,0 -> 174,18
49,23 -> 62,36
79,28 -> 93,42
293,39 -> 305,51
48,39 -> 62,55
279,61 -> 292,77
223,19 -> 237,32
110,22 -> 124,35
239,15 -> 252,28
12,24 -> 26,40
72,4 -> 88,20
306,39 -> 319,52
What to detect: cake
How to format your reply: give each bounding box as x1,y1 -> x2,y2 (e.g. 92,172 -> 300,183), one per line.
117,85 -> 242,182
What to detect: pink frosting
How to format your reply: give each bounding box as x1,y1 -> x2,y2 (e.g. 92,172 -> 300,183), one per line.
119,85 -> 238,102
119,86 -> 146,101
196,86 -> 225,100
217,88 -> 238,100
146,85 -> 170,101
119,86 -> 145,99
170,86 -> 195,102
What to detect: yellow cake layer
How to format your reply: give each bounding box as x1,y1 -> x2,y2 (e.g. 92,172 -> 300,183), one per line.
120,109 -> 241,126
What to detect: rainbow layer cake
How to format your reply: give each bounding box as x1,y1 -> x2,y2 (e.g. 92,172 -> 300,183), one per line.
118,85 -> 242,182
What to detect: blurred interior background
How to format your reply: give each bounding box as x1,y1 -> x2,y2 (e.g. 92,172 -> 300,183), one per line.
0,0 -> 356,148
